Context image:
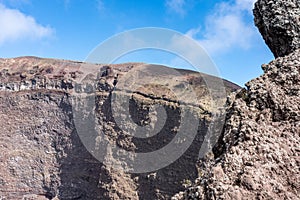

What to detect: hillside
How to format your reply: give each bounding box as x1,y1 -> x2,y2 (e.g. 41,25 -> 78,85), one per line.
0,57 -> 239,199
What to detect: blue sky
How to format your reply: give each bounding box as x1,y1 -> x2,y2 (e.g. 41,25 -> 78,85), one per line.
0,0 -> 274,86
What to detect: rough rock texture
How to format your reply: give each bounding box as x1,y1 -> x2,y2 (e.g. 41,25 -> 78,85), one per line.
173,49 -> 300,200
0,91 -> 106,199
0,57 -> 239,199
254,0 -> 300,58
173,0 -> 300,199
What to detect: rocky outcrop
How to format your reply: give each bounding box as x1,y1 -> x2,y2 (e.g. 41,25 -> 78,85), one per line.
254,0 -> 300,58
173,0 -> 300,199
173,49 -> 300,200
0,57 -> 239,199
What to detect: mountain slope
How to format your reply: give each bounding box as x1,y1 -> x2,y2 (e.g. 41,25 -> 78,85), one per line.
0,57 -> 239,199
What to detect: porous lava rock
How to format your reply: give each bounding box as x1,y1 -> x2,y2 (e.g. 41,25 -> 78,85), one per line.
173,0 -> 300,199
254,0 -> 300,58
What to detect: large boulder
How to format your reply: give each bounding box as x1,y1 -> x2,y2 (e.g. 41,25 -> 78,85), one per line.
254,0 -> 300,58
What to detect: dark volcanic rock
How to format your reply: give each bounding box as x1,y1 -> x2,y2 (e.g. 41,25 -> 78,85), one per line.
173,49 -> 300,200
173,0 -> 300,199
0,91 -> 107,199
254,0 -> 300,58
0,57 -> 239,199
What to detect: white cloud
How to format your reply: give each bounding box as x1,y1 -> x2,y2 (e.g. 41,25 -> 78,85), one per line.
0,3 -> 53,45
186,0 -> 257,55
165,0 -> 186,17
97,0 -> 105,11
236,0 -> 257,12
